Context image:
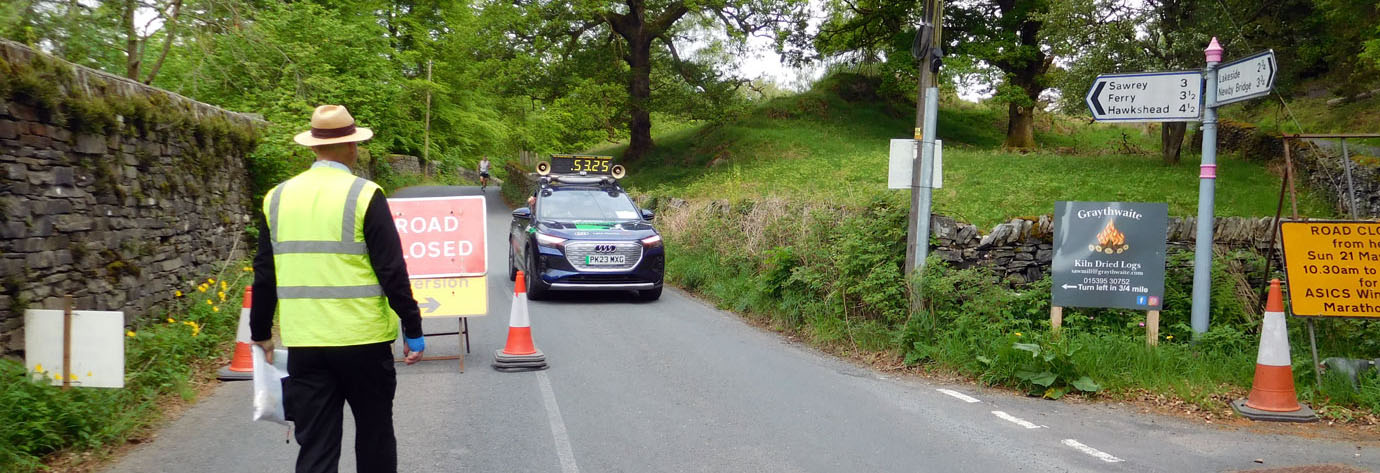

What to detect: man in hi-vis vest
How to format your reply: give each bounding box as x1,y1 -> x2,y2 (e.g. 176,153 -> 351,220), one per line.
250,105 -> 425,473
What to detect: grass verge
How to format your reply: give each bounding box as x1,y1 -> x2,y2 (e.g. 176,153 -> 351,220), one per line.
0,265 -> 252,472
653,197 -> 1379,423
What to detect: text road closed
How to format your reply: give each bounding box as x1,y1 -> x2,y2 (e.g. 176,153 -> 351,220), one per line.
387,196 -> 487,278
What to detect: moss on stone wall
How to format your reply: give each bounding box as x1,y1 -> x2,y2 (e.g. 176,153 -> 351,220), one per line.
0,50 -> 261,161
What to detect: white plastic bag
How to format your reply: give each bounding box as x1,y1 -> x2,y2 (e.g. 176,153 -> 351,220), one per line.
252,345 -> 290,425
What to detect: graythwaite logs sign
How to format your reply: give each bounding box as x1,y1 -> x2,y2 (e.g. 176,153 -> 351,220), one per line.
1052,201 -> 1168,310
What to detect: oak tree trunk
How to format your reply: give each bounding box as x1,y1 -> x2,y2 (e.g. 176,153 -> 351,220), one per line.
625,35 -> 654,161
123,0 -> 140,80
1161,122 -> 1186,165
1004,103 -> 1036,149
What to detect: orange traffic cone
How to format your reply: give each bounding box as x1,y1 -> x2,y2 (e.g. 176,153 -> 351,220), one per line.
1231,279 -> 1316,422
493,271 -> 547,372
217,287 -> 255,380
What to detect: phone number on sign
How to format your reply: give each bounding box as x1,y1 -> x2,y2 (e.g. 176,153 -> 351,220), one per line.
1082,277 -> 1131,285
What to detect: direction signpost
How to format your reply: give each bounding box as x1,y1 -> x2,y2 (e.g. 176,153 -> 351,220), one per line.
1085,38 -> 1277,339
1215,50 -> 1276,106
1085,71 -> 1203,122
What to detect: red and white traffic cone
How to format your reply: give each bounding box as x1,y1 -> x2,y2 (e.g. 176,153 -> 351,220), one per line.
217,287 -> 255,381
1231,279 -> 1316,422
493,271 -> 547,372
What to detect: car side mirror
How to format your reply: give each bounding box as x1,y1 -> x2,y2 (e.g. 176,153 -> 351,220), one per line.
640,208 -> 654,221
512,207 -> 532,219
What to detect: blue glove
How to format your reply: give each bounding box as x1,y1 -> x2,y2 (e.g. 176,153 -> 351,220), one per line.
405,336 -> 425,353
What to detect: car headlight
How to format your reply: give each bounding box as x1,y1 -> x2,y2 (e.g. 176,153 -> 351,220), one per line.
641,234 -> 662,248
535,232 -> 566,248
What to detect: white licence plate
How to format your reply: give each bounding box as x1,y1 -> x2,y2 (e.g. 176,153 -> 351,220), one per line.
586,254 -> 626,265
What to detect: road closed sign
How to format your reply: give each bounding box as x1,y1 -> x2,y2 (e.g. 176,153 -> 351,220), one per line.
1052,201 -> 1168,310
1280,221 -> 1380,318
388,196 -> 487,278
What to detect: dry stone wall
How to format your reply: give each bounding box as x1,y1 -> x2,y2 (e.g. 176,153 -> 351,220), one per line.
929,214 -> 1283,284
0,40 -> 262,358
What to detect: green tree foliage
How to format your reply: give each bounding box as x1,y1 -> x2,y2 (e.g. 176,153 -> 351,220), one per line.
946,0 -> 1052,150
1043,0 -> 1215,164
813,0 -> 1054,150
495,0 -> 809,161
1044,0 -> 1380,161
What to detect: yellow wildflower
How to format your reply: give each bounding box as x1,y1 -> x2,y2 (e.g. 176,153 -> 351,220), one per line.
1014,332 -> 1022,337
1166,335 -> 1174,340
126,331 -> 136,337
197,285 -> 207,293
207,278 -> 215,284
167,317 -> 176,323
218,291 -> 227,301
212,306 -> 220,313
205,299 -> 213,306
243,266 -> 253,272
221,281 -> 227,291
34,363 -> 44,373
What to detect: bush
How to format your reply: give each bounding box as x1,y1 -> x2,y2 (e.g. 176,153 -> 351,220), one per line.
499,161 -> 535,208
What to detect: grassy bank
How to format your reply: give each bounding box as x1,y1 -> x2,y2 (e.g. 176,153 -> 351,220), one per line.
607,74 -> 1335,229
612,73 -> 1373,421
0,266 -> 251,471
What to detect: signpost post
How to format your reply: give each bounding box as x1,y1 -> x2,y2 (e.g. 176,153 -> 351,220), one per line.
387,195 -> 489,371
1085,38 -> 1277,338
1051,201 -> 1169,345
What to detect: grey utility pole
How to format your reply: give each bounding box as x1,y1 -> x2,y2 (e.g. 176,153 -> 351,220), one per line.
905,0 -> 944,275
1190,38 -> 1222,335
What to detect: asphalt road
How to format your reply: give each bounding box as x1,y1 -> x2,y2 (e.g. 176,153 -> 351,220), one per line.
104,185 -> 1378,473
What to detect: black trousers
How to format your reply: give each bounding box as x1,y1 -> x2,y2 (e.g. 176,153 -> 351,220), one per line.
285,342 -> 398,473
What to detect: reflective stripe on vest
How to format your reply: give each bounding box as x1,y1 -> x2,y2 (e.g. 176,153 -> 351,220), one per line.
265,167 -> 397,346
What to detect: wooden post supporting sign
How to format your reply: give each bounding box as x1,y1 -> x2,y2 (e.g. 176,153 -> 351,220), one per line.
62,294 -> 73,390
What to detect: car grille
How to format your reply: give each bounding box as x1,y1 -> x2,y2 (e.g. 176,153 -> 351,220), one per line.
563,274 -> 645,283
564,241 -> 643,272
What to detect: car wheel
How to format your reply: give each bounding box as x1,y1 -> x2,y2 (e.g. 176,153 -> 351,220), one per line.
526,249 -> 549,300
637,286 -> 662,302
507,246 -> 517,281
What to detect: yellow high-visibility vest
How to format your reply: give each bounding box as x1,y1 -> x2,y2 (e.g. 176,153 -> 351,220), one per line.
263,166 -> 396,347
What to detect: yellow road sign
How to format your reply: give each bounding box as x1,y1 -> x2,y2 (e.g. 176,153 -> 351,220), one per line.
411,277 -> 487,318
1280,221 -> 1380,318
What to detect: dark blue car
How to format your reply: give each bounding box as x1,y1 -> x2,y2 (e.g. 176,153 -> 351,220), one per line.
508,174 -> 664,301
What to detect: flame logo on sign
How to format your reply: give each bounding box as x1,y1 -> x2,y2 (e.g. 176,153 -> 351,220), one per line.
1090,220 -> 1130,254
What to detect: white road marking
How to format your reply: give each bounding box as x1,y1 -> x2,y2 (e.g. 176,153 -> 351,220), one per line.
1062,439 -> 1125,463
936,388 -> 981,403
991,410 -> 1044,429
536,371 -> 581,473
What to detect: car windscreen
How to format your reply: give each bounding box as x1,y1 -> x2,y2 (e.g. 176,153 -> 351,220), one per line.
537,189 -> 641,221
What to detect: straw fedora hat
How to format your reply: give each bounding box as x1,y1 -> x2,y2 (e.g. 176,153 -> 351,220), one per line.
293,105 -> 374,146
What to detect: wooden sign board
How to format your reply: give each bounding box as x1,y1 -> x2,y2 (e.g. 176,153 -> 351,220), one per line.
25,309 -> 125,388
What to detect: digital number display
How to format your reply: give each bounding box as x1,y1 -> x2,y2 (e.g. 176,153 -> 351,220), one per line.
550,155 -> 613,175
